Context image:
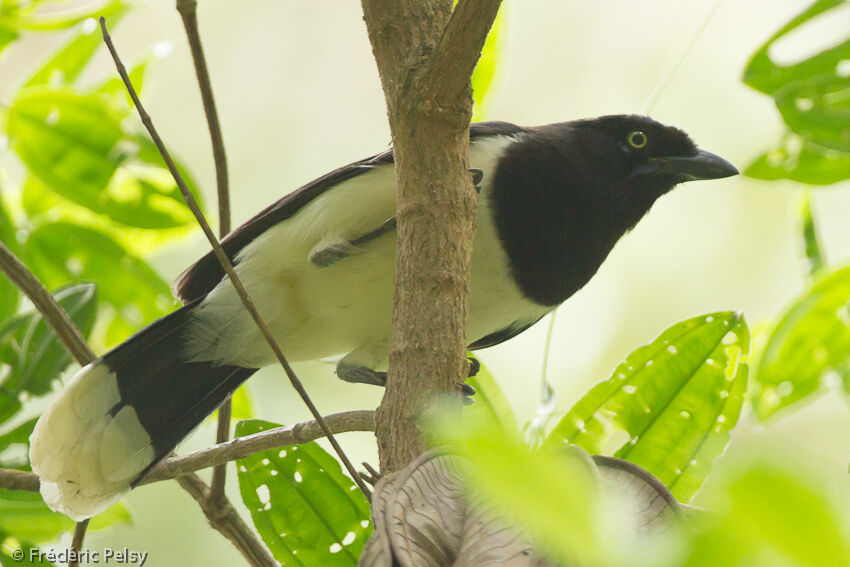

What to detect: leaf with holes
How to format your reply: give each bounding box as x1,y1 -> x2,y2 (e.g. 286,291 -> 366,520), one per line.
544,312 -> 749,502
24,223 -> 172,346
236,420 -> 372,566
742,0 -> 850,96
746,137 -> 850,185
0,283 -> 97,415
753,264 -> 850,419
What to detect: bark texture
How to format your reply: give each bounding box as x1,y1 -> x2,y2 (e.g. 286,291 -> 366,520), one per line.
360,0 -> 502,472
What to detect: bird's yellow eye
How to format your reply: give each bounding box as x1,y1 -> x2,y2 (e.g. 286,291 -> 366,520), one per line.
627,130 -> 648,149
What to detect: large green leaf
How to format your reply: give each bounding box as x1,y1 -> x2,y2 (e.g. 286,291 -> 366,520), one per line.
746,136 -> 850,185
681,464 -> 850,567
545,312 -> 749,502
23,8 -> 128,88
774,75 -> 850,153
742,0 -> 849,96
0,488 -> 130,544
6,88 -> 198,229
7,87 -> 126,209
753,263 -> 850,419
24,223 -> 172,345
0,283 -> 96,406
742,0 -> 850,185
429,407 -> 602,565
236,419 -> 372,567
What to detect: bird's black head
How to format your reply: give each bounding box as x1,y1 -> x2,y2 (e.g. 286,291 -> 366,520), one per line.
567,114 -> 738,210
489,115 -> 737,306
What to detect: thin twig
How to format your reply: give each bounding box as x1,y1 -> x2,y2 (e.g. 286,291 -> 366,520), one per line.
141,410 -> 375,483
68,520 -> 89,567
177,473 -> 276,567
0,468 -> 39,492
0,410 -> 375,491
0,242 -> 94,364
175,0 -> 232,510
99,17 -> 371,500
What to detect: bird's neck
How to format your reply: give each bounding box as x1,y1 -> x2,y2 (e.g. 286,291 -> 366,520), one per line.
488,133 -> 658,307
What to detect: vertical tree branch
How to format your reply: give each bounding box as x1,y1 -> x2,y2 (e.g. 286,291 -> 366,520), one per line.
175,0 -> 232,509
360,0 -> 502,472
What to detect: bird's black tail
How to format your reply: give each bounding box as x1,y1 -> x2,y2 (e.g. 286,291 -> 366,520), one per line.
29,300 -> 257,520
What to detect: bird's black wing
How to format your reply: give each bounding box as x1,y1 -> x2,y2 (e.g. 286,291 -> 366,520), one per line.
173,121 -> 524,303
468,314 -> 547,350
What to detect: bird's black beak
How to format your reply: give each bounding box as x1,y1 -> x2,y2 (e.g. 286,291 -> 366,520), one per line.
650,149 -> 739,182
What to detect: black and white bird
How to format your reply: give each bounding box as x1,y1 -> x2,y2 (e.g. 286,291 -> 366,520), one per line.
29,115 -> 737,520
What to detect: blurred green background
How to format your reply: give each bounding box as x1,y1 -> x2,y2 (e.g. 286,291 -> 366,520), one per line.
2,0 -> 850,564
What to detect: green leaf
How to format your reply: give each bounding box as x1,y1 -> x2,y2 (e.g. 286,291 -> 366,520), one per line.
7,88 -> 198,229
98,55 -> 152,107
0,488 -> 130,544
236,419 -> 371,567
0,419 -> 36,470
7,87 -> 126,208
24,223 -> 172,345
23,8 -> 128,88
465,355 -> 517,432
753,263 -> 850,419
470,4 -> 505,122
0,537 -> 54,566
798,190 -> 825,278
0,21 -> 18,55
745,135 -> 850,185
0,283 -> 96,402
0,195 -> 20,321
545,312 -> 749,502
15,0 -> 126,31
742,0 -> 850,96
682,464 -> 850,567
429,407 -> 603,565
774,75 -> 850,153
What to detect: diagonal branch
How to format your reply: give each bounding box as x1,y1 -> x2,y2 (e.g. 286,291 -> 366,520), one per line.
98,17 -> 371,499
177,473 -> 276,567
175,0 -> 233,509
0,242 -> 94,364
423,0 -> 503,106
0,410 -> 375,491
140,410 -> 376,483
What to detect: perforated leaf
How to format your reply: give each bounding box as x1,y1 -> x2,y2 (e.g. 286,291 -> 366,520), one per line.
546,312 -> 749,502
236,420 -> 371,566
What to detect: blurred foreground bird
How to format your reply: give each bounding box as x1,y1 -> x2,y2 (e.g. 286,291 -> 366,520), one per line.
30,115 -> 738,520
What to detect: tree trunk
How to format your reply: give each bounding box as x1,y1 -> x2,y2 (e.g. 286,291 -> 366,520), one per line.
360,0 -> 502,472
